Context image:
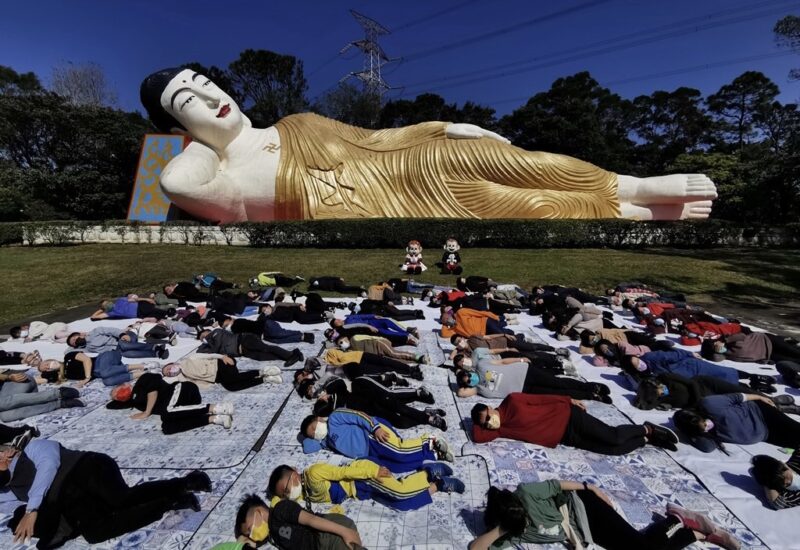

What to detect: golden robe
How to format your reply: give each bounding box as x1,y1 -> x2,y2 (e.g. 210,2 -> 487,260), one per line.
274,113 -> 620,220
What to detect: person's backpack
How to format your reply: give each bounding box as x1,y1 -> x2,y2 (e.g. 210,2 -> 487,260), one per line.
194,272 -> 218,288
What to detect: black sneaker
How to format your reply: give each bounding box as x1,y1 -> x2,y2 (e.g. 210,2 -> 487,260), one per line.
60,398 -> 85,409
284,349 -> 303,368
11,427 -> 39,452
183,470 -> 212,492
410,366 -> 424,381
58,387 -> 80,400
772,394 -> 795,406
593,383 -> 611,396
417,387 -> 435,404
749,374 -> 777,386
428,414 -> 448,431
174,493 -> 201,512
302,333 -> 315,344
393,375 -> 410,387
644,421 -> 678,451
424,407 -> 446,417
156,345 -> 170,360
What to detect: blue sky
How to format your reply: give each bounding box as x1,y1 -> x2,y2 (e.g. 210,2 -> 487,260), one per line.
2,0 -> 798,116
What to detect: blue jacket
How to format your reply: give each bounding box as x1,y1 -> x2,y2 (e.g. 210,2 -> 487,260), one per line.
302,409 -> 394,457
641,349 -> 740,385
701,393 -> 767,446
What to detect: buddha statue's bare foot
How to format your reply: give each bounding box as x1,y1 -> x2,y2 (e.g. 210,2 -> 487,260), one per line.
618,174 -> 718,205
620,199 -> 714,221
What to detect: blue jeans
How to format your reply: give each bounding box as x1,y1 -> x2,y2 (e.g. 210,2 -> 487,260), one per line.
94,350 -> 134,386
262,319 -> 302,343
117,331 -> 158,359
0,379 -> 61,422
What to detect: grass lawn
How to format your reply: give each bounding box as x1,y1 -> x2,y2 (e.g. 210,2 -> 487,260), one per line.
1,245 -> 799,329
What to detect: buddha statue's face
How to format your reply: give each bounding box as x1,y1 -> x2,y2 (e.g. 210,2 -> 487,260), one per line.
160,69 -> 244,151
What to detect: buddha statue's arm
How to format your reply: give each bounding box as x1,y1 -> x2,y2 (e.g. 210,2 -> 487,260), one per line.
160,142 -> 246,222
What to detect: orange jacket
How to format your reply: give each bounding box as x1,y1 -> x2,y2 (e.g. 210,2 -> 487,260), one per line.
441,308 -> 500,338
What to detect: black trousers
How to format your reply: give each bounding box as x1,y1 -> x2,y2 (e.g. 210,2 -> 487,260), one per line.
349,376 -> 428,428
309,276 -> 364,294
522,367 -> 597,400
268,306 -> 324,324
767,333 -> 800,362
136,302 -> 169,320
577,489 -> 696,550
304,293 -> 339,314
561,406 -> 647,455
358,300 -> 420,321
361,352 -> 414,375
756,400 -> 800,448
160,383 -> 210,434
47,453 -> 187,544
215,363 -> 262,391
0,351 -> 24,365
238,333 -> 293,361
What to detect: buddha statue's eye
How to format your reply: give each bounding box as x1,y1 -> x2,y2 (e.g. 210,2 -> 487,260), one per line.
180,96 -> 195,110
202,80 -> 212,88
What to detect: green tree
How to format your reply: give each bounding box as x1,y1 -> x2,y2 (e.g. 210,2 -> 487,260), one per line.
0,65 -> 43,95
774,15 -> 800,80
313,82 -> 381,128
227,49 -> 309,127
707,71 -> 779,151
498,72 -> 635,173
379,93 -> 456,127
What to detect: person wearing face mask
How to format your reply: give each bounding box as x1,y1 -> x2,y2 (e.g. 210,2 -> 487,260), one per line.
751,451 -> 800,510
323,343 -> 424,380
471,392 -> 679,454
37,352 -> 149,388
9,322 -> 69,344
67,327 -> 169,359
335,334 -> 428,365
621,350 -> 777,393
299,408 -> 453,472
0,423 -> 211,548
700,332 -> 800,364
106,373 -> 235,432
298,371 -> 447,431
213,493 -> 363,550
266,460 -> 465,512
453,353 -> 611,403
578,328 -> 672,356
161,354 -> 283,390
330,315 -> 419,347
196,328 -> 304,368
89,295 -> 172,321
673,392 -> 800,454
440,308 -> 514,340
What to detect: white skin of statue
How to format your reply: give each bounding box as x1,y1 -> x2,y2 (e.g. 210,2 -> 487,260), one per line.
159,69 -> 716,222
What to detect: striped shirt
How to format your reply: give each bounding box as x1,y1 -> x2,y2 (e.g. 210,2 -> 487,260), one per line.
773,449 -> 800,510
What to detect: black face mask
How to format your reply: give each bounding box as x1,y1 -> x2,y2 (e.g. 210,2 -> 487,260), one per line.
0,469 -> 10,487
74,337 -> 87,348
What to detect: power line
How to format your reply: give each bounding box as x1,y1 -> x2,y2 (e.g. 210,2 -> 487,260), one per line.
392,0 -> 481,33
483,50 -> 796,108
399,0 -> 799,96
402,0 -> 613,62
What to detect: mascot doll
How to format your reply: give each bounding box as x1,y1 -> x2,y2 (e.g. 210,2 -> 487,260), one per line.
400,240 -> 427,274
437,238 -> 463,275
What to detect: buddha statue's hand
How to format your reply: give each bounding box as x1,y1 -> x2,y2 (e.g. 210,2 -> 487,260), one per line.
445,123 -> 510,144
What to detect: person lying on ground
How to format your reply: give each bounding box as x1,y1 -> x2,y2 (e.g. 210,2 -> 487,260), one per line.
0,424 -> 212,548
162,354 -> 284,389
107,373 -> 235,433
90,295 -> 172,321
545,297 -> 619,341
470,392 -> 679,453
126,320 -> 179,346
0,350 -> 41,368
679,320 -> 747,346
579,327 -> 673,355
456,275 -> 497,294
323,345 -> 424,380
701,332 -> 800,364
38,352 -> 148,387
440,308 -> 516,339
632,372 -> 792,411
307,276 -> 367,297
260,301 -> 328,325
347,299 -> 425,321
635,304 -> 719,335
299,408 -> 452,472
674,392 -> 800,454
247,272 -> 304,289
0,370 -> 83,422
223,315 -> 315,344
304,374 -> 447,431
218,492 -> 363,550
67,327 -> 169,359
162,281 -> 212,305
328,315 -> 419,346
621,350 -> 778,393
751,450 -> 800,510
266,459 -> 464,512
468,482 -> 739,550
453,349 -> 610,403
334,333 -> 428,364
196,328 -> 303,368
9,322 -> 69,344
451,334 -> 569,372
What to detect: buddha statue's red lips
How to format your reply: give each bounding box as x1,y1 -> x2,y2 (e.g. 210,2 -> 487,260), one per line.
216,104 -> 231,118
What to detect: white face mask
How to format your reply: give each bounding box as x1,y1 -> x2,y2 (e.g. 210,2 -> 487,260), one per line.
339,340 -> 350,350
313,421 -> 328,441
456,340 -> 468,350
164,365 -> 181,377
462,358 -> 473,369
486,413 -> 501,430
641,307 -> 651,316
19,330 -> 28,338
288,481 -> 303,501
788,470 -> 800,491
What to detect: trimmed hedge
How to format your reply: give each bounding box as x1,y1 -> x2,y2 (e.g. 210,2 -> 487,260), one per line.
2,219 -> 799,248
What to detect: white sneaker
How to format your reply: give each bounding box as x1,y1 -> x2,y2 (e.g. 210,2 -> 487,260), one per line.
260,366 -> 281,377
213,403 -> 235,416
143,361 -> 161,371
169,333 -> 178,346
264,374 -> 283,384
210,415 -> 232,429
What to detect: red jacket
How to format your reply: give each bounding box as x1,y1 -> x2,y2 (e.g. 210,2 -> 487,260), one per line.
680,322 -> 743,346
472,393 -> 572,447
